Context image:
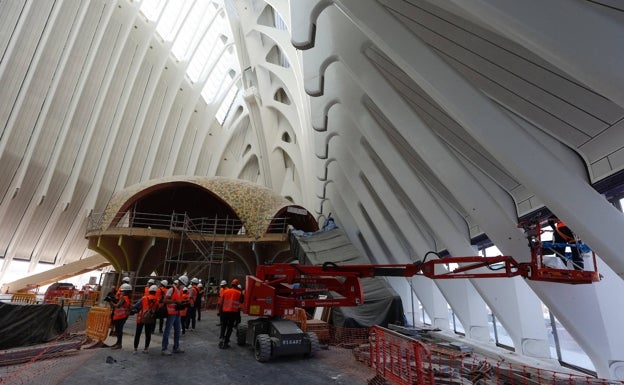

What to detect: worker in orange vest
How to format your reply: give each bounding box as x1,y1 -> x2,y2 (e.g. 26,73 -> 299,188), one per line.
155,280 -> 168,334
218,279 -> 242,349
216,279 -> 228,326
180,286 -> 190,334
161,277 -> 186,355
547,216 -> 583,270
111,283 -> 132,350
144,278 -> 155,296
187,277 -> 200,330
196,283 -> 205,322
115,276 -> 131,298
133,284 -> 159,354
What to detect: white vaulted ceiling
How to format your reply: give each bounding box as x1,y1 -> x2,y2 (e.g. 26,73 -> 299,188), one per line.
2,0 -> 624,380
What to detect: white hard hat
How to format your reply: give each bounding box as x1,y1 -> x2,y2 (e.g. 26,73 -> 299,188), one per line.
198,283 -> 203,288
179,275 -> 189,285
149,285 -> 158,292
220,280 -> 227,286
183,287 -> 188,292
120,283 -> 132,291
147,278 -> 155,284
174,279 -> 180,285
122,277 -> 130,282
160,280 -> 168,286
191,277 -> 199,284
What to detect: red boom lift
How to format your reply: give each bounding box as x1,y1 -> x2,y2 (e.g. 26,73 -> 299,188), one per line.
237,218 -> 601,361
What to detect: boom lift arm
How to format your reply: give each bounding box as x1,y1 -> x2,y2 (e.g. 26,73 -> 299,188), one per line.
237,218 -> 600,362
243,256 -> 527,318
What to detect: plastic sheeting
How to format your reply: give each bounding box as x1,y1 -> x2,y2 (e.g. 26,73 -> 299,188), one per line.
289,219 -> 406,328
0,302 -> 68,349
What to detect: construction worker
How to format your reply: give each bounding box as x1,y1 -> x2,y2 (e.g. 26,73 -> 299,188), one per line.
216,280 -> 228,326
218,279 -> 242,349
196,283 -> 205,321
144,278 -> 155,296
187,277 -> 200,329
115,276 -> 131,298
133,285 -> 159,354
155,280 -> 168,334
546,216 -> 584,270
180,286 -> 191,334
110,283 -> 132,350
161,278 -> 185,355
235,282 -> 244,326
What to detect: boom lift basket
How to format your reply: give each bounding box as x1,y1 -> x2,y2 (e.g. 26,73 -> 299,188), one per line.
519,219 -> 600,284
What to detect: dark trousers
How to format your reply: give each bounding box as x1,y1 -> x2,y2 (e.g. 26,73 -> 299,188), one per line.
134,322 -> 153,350
196,301 -> 202,321
113,317 -> 127,346
181,314 -> 188,332
552,245 -> 584,270
219,312 -> 238,343
187,306 -> 197,329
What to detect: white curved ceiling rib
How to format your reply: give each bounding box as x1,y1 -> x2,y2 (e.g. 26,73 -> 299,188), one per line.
1,0 -> 624,380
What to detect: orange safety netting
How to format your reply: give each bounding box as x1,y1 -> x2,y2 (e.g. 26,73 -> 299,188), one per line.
0,305 -> 103,385
365,325 -> 624,385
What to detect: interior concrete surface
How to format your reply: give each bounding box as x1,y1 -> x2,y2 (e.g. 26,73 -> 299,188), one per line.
60,312 -> 374,385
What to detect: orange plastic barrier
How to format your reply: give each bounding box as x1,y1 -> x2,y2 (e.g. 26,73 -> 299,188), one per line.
369,325 -> 434,385
10,292 -> 38,304
283,307 -> 307,331
85,306 -> 111,341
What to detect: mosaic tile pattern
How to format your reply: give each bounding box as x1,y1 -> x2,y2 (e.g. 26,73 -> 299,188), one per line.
99,176 -> 294,238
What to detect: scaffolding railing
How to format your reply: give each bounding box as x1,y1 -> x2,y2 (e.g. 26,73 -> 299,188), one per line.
86,211 -> 290,236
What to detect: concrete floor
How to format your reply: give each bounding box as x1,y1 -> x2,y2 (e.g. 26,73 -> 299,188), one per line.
60,311 -> 375,385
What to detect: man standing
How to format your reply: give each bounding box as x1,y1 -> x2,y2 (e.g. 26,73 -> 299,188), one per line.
110,283 -> 132,349
161,277 -> 186,355
218,279 -> 242,349
196,283 -> 205,321
187,277 -> 200,329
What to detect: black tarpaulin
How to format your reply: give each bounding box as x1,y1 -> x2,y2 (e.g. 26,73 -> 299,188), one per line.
290,219 -> 406,328
0,302 -> 68,349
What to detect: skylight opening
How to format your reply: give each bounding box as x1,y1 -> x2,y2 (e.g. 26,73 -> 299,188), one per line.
140,0 -> 241,125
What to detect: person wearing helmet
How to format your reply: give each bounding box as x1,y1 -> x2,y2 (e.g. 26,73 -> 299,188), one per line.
180,287 -> 191,334
185,277 -> 200,330
161,278 -> 185,355
133,285 -> 159,354
196,283 -> 205,322
235,283 -> 245,327
144,278 -> 155,295
155,280 -> 169,334
216,280 -> 228,326
115,276 -> 131,298
111,283 -> 132,350
217,280 -> 242,349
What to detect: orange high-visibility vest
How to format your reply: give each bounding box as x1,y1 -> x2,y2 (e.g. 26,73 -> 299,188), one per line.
113,294 -> 131,320
555,222 -> 575,243
180,291 -> 190,317
166,287 -> 183,315
137,294 -> 158,324
221,288 -> 241,312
